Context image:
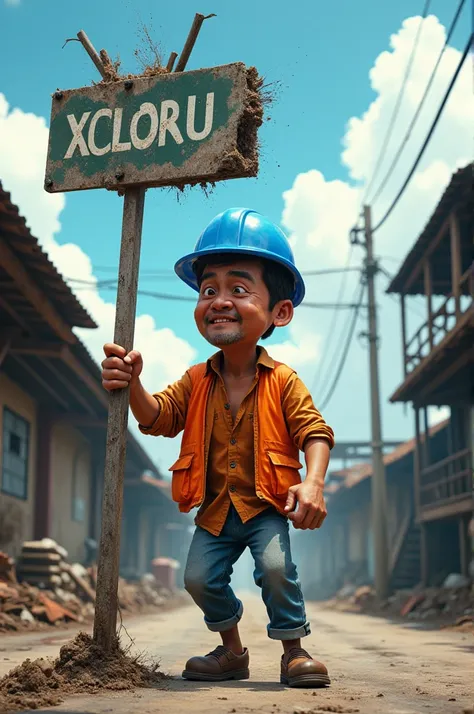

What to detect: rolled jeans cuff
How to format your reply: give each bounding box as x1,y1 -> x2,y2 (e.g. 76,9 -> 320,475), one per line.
204,599 -> 243,632
268,621 -> 311,640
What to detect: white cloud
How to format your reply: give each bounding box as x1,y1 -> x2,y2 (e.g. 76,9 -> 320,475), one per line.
270,323 -> 321,369
0,92 -> 196,472
428,406 -> 450,427
274,14 -> 472,438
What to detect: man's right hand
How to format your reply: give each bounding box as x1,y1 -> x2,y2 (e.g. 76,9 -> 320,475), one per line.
101,343 -> 143,391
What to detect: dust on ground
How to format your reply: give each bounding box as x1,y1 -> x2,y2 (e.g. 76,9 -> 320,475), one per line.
0,631 -> 166,713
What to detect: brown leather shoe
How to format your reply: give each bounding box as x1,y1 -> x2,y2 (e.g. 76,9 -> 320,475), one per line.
280,647 -> 330,688
182,645 -> 250,681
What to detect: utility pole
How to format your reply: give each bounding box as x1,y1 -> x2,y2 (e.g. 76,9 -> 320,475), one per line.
362,205 -> 389,601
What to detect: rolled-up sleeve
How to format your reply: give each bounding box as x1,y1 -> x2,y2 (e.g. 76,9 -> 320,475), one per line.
138,370 -> 193,438
281,373 -> 335,452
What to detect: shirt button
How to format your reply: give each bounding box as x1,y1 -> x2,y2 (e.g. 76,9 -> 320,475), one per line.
230,438 -> 237,445
229,485 -> 237,493
224,403 -> 230,410
230,461 -> 236,469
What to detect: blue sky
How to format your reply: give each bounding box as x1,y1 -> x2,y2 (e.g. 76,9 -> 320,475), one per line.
0,0 -> 471,472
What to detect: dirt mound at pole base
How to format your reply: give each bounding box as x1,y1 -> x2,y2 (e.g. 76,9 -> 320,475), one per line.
0,632 -> 165,713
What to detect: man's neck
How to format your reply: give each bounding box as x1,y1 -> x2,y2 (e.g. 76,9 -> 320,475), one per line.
221,344 -> 259,378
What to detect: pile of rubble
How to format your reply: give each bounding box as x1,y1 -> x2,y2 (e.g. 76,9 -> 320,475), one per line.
0,540 -> 184,633
326,573 -> 474,631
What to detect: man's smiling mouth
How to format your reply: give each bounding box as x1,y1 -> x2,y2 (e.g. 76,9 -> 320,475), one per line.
209,318 -> 238,324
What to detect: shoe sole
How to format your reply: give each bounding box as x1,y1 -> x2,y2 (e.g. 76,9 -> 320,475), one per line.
182,668 -> 250,682
281,673 -> 331,688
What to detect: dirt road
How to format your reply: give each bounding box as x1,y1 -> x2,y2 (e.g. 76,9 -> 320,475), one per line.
1,592 -> 472,714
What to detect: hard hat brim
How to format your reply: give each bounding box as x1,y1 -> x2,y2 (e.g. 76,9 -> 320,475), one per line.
174,245 -> 305,307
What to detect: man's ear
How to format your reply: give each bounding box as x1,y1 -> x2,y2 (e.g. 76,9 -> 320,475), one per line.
272,299 -> 294,328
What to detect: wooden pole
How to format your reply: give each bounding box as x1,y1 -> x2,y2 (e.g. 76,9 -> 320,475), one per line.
459,516 -> 468,576
175,13 -> 216,72
166,51 -> 178,72
450,210 -> 462,319
93,186 -> 145,650
424,260 -> 434,350
363,205 -> 389,601
400,294 -> 408,377
413,406 -> 421,520
77,30 -> 108,79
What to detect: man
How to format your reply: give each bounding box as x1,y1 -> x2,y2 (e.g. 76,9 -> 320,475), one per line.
101,208 -> 335,687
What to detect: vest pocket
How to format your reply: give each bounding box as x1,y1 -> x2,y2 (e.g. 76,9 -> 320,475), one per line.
169,451 -> 194,502
267,451 -> 303,496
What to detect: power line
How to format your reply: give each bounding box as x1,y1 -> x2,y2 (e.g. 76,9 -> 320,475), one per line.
89,265 -> 360,278
302,266 -> 361,277
370,0 -> 467,207
372,31 -> 473,234
361,0 -> 432,207
69,281 -> 363,309
318,281 -> 366,411
310,246 -> 356,396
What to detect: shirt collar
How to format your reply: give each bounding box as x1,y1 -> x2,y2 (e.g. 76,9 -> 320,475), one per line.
206,346 -> 275,375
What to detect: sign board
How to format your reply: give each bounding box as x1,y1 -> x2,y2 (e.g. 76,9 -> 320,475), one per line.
44,62 -> 257,193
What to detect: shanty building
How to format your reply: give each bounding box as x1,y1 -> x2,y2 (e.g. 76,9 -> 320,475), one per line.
387,163 -> 473,585
0,181 -> 189,578
297,422 -> 450,599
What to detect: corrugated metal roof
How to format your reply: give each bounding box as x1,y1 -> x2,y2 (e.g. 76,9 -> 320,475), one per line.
387,163 -> 473,295
0,181 -> 96,329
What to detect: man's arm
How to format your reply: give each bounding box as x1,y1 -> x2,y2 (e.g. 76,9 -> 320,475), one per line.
281,373 -> 334,530
285,438 -> 330,530
101,343 -> 191,438
129,378 -> 161,428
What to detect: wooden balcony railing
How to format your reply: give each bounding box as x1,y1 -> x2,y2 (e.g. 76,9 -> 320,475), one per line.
404,267 -> 473,374
420,448 -> 472,511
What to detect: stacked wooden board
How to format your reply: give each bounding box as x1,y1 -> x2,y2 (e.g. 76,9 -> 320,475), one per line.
16,540 -> 66,588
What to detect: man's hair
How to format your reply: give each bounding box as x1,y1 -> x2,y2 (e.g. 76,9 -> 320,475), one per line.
193,253 -> 294,339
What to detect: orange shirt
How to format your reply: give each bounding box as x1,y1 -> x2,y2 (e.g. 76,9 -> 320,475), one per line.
139,347 -> 334,536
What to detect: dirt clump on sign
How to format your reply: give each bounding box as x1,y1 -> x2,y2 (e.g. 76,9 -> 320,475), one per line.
97,23 -> 168,84
219,66 -> 265,179
0,632 -> 166,713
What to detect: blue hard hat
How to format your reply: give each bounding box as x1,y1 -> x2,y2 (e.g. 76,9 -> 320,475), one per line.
174,208 -> 305,306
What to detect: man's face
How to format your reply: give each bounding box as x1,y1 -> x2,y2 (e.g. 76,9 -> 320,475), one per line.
194,260 -> 279,347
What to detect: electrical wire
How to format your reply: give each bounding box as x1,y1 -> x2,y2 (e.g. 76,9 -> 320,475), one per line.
302,266 -> 361,277
68,281 -> 361,309
318,281 -> 366,411
88,266 -> 360,278
361,0 -> 432,207
310,245 -> 356,395
372,31 -> 473,234
370,0 -> 467,207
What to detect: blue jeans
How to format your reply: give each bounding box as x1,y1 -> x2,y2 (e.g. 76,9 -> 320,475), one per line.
184,505 -> 310,640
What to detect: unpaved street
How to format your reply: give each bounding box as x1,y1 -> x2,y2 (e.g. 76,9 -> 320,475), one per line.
1,593 -> 472,714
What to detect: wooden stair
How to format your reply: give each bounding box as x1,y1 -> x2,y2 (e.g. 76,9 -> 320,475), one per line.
390,522 -> 421,591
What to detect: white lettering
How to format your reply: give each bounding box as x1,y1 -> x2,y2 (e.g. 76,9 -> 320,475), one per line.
112,108 -> 131,152
158,100 -> 183,147
64,112 -> 91,159
88,108 -> 112,156
130,102 -> 159,150
186,93 -> 214,141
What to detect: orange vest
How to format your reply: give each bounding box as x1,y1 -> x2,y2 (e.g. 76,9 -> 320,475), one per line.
169,361 -> 303,514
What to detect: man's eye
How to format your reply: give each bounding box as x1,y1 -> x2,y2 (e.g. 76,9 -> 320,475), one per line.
233,286 -> 247,294
202,287 -> 216,297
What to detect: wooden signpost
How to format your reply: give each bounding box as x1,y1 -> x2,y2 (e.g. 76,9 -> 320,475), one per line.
44,16 -> 262,651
